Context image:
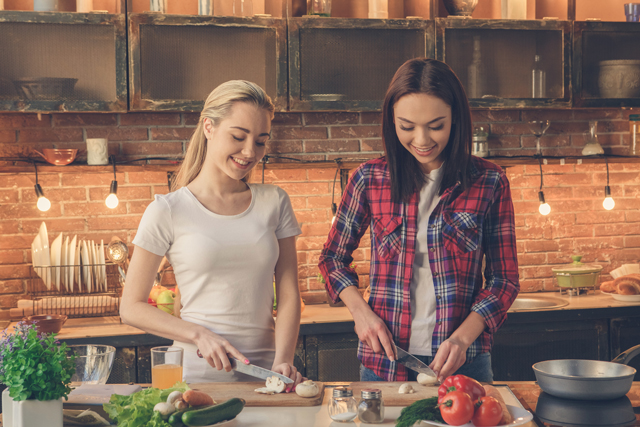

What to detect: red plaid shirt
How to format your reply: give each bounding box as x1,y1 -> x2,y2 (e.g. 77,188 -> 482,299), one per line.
319,156 -> 519,381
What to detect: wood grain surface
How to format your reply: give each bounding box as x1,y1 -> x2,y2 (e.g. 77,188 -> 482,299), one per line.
189,382 -> 325,407
349,381 -> 439,406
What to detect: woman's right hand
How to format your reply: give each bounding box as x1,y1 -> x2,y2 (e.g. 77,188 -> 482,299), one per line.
352,304 -> 396,361
195,332 -> 249,372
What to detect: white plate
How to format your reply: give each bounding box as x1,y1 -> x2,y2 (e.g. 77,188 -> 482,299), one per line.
89,240 -> 97,292
422,405 -> 533,427
82,241 -> 92,293
74,240 -> 81,292
100,240 -> 107,292
69,236 -> 77,293
602,291 -> 640,302
38,222 -> 51,290
32,235 -> 44,284
61,235 -> 69,292
51,232 -> 63,292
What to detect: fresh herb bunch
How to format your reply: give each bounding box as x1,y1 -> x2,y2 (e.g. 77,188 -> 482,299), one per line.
0,321 -> 76,401
395,396 -> 444,427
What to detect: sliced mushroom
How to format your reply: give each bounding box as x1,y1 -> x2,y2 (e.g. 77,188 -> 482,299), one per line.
254,387 -> 277,395
295,380 -> 319,398
417,373 -> 438,386
265,376 -> 287,393
398,383 -> 415,394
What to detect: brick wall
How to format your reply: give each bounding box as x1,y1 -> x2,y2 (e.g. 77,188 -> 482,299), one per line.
1,109 -> 639,309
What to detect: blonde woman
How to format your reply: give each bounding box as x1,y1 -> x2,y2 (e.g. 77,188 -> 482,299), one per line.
121,81 -> 303,388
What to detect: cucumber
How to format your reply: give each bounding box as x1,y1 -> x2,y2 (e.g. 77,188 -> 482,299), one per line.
168,408 -> 196,427
182,398 -> 246,427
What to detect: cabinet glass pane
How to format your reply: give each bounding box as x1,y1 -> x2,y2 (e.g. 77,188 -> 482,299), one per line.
0,22 -> 117,101
139,25 -> 277,101
444,29 -> 563,99
299,28 -> 425,102
581,32 -> 640,99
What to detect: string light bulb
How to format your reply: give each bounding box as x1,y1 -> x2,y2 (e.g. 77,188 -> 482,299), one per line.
105,155 -> 119,209
537,157 -> 550,216
33,161 -> 50,212
602,156 -> 615,210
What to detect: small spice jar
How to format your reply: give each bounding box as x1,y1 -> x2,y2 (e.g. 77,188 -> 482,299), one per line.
629,114 -> 640,156
357,388 -> 385,424
472,126 -> 489,158
328,386 -> 358,422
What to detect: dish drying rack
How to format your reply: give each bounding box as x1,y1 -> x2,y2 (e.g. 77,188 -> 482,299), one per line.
28,263 -> 122,318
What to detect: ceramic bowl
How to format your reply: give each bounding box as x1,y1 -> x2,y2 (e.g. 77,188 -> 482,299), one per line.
598,60 -> 640,98
24,314 -> 68,334
66,345 -> 116,387
33,148 -> 78,166
442,0 -> 479,16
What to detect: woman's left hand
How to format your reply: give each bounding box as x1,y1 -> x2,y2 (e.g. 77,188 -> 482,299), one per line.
272,362 -> 305,392
429,337 -> 468,381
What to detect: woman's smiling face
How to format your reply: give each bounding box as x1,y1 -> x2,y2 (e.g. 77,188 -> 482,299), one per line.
393,93 -> 452,174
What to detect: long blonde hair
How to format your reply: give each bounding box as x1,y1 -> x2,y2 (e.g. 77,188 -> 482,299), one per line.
171,80 -> 275,192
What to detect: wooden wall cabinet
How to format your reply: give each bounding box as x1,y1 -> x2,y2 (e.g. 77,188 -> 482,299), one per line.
436,18 -> 572,108
572,22 -> 640,108
0,11 -> 127,112
128,13 -> 288,112
288,17 -> 434,111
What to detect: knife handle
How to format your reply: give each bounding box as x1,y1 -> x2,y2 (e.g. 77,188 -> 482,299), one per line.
197,349 -> 203,358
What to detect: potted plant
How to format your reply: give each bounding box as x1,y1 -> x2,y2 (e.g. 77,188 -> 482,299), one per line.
0,321 -> 76,427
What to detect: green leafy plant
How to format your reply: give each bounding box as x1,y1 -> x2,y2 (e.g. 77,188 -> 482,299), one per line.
0,321 -> 76,401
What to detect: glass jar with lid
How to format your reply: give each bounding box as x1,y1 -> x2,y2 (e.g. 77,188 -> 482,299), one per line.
629,114 -> 639,156
358,388 -> 385,423
328,386 -> 358,422
472,126 -> 489,158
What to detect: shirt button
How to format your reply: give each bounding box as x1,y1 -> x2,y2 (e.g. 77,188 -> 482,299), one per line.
436,295 -> 441,300
433,272 -> 438,277
383,227 -> 386,231
430,224 -> 436,229
430,247 -> 435,252
437,321 -> 442,325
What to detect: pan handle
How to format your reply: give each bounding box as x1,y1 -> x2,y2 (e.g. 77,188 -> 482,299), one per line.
612,344 -> 640,365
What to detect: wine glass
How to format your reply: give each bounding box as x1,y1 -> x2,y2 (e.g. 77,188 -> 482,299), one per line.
528,120 -> 550,155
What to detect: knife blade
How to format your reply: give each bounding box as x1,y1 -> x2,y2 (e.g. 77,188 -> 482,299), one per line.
394,345 -> 437,378
229,358 -> 294,384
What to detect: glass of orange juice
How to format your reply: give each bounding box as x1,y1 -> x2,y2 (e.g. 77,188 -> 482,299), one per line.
151,346 -> 183,389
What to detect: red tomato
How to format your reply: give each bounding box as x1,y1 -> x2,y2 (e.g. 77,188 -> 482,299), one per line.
439,390 -> 474,426
472,396 -> 503,427
437,374 -> 486,403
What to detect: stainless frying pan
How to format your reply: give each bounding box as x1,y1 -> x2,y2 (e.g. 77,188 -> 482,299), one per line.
532,344 -> 640,400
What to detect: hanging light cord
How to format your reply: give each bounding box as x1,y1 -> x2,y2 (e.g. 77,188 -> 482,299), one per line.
111,155 -> 117,180
33,159 -> 39,184
605,155 -> 610,186
330,158 -> 343,216
261,155 -> 269,184
538,156 -> 544,191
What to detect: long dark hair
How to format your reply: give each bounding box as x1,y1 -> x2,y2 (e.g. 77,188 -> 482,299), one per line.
382,58 -> 472,203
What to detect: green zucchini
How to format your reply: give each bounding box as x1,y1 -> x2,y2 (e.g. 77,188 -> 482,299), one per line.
168,407 -> 196,427
182,398 -> 246,426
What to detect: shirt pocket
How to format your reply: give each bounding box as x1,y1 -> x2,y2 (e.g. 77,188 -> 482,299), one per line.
442,211 -> 481,254
372,215 -> 403,260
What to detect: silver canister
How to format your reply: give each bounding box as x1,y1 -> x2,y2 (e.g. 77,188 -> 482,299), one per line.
472,126 -> 489,157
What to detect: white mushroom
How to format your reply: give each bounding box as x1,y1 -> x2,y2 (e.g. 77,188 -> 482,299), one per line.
153,402 -> 175,419
254,387 -> 277,395
295,380 -> 319,398
398,383 -> 415,394
174,399 -> 188,411
265,376 -> 287,393
417,373 -> 438,386
166,390 -> 183,405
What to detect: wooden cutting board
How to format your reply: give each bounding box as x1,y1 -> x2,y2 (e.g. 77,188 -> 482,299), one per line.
349,381 -> 439,406
189,382 -> 325,407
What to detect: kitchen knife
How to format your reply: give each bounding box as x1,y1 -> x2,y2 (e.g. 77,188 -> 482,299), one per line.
229,357 -> 294,384
394,345 -> 438,378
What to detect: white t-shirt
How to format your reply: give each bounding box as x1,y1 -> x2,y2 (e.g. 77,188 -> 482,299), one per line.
133,184 -> 301,382
408,166 -> 444,356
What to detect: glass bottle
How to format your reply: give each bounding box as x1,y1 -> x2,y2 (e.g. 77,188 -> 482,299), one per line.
467,35 -> 483,99
358,388 -> 385,424
328,387 -> 358,422
532,55 -> 546,98
307,0 -> 331,16
630,114 -> 640,156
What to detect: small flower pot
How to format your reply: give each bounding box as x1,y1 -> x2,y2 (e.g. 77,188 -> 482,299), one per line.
13,397 -> 63,427
2,388 -> 13,427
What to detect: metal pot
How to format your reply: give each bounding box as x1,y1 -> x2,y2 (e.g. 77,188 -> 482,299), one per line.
532,345 -> 640,400
535,392 -> 636,427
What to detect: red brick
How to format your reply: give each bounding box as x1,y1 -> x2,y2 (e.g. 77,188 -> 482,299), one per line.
120,113 -> 181,126
551,224 -> 595,238
128,171 -> 170,184
62,173 -> 122,187
305,140 -> 360,153
521,187 -> 573,201
595,222 -> 640,236
23,187 -> 87,203
551,199 -> 593,212
520,265 -> 554,279
278,182 -> 330,196
183,113 -> 200,126
507,174 -> 540,188
522,134 -> 571,149
575,211 -> 625,224
129,200 -> 152,214
573,109 -> 621,120
87,216 -> 143,230
362,139 -> 383,152
517,253 -> 546,266
0,265 -> 31,280
54,114 -> 117,126
327,153 -> 377,161
295,210 -> 330,223
0,189 -> 19,204
0,279 -> 24,294
267,140 -> 304,154
615,197 -> 640,210
272,113 -> 302,126
519,279 -> 544,293
517,225 -> 549,239
296,236 -> 329,251
543,173 -> 592,187
152,186 -> 171,196
300,222 -> 331,237
64,202 -> 127,216
304,112 -> 359,125
272,127 -> 328,140
0,130 -> 17,143
0,250 -> 24,265
121,142 -> 183,155
0,204 -> 62,220
0,221 -> 20,234
86,128 -> 149,141
330,126 -> 380,139
623,186 -> 640,197
89,186 -> 151,201
307,196 -> 335,209
307,169 -> 337,181
151,127 -> 194,140
489,136 -> 521,150
267,154 -> 326,162
19,128 -> 83,143
289,196 -> 306,210
511,200 -> 539,215
524,240 -> 559,253
472,109 -> 521,122
262,169 -> 307,182
360,112 -> 382,124
490,123 -> 534,136
624,236 -> 640,248
0,294 -> 23,308
0,113 -> 52,128
22,219 -> 85,235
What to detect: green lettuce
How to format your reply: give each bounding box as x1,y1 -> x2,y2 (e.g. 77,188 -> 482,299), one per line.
103,383 -> 190,427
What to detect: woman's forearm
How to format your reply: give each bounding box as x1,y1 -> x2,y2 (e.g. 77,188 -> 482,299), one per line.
273,292 -> 301,366
449,311 -> 487,349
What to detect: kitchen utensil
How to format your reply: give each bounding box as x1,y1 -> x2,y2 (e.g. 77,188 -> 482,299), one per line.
229,357 -> 294,384
527,120 -> 550,156
551,255 -> 602,288
582,120 -> 604,156
188,382 -> 325,406
33,148 -> 78,166
13,77 -> 77,100
66,345 -> 115,387
532,344 -> 640,400
442,0 -> 478,16
307,0 -> 330,16
626,3 -> 640,22
24,314 -> 67,334
394,345 -> 437,378
535,392 -> 636,427
598,60 -> 640,98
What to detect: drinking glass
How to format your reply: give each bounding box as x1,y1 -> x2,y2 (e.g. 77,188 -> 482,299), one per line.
528,120 -> 550,155
151,346 -> 183,389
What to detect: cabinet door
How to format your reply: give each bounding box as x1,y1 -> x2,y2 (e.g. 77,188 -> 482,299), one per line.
129,14 -> 287,112
610,317 -> 640,381
573,22 -> 640,108
305,333 -> 361,382
288,18 -> 434,111
492,318 -> 609,381
436,18 -> 571,108
0,11 -> 127,112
